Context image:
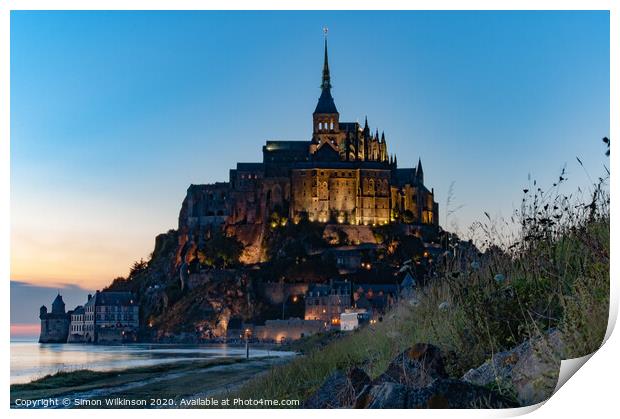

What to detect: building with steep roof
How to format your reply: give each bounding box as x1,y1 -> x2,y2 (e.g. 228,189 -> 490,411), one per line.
304,279 -> 352,327
83,291 -> 139,343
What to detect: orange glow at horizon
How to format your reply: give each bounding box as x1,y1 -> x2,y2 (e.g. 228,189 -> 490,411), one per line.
11,323 -> 40,337
11,227 -> 153,289
11,189 -> 170,290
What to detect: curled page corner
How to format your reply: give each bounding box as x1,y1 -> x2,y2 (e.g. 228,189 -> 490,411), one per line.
492,354 -> 595,417
554,353 -> 594,394
493,401 -> 545,417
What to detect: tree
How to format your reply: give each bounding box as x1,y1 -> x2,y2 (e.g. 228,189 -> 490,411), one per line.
200,232 -> 244,268
129,259 -> 148,278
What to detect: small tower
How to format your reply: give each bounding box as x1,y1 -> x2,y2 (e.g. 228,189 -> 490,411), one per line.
311,28 -> 341,153
380,132 -> 388,162
416,158 -> 424,184
39,294 -> 70,343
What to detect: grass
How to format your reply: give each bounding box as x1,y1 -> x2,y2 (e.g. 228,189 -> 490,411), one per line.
230,166 -> 610,406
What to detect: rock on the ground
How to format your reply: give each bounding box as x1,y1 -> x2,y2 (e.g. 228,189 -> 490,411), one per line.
348,367 -> 371,394
359,382 -> 408,408
374,343 -> 447,388
356,379 -> 518,409
462,329 -> 565,406
406,379 -> 518,409
304,367 -> 372,408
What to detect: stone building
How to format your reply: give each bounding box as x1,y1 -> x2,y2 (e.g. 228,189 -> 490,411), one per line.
353,284 -> 398,319
178,36 -> 439,253
39,294 -> 71,343
304,279 -> 352,327
67,305 -> 85,343
83,291 -> 139,343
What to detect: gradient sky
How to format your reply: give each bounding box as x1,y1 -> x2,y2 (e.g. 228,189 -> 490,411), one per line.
11,11 -> 609,310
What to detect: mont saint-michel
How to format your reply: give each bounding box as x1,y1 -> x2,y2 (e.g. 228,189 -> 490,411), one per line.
180,38 -> 438,233
37,37 -> 441,345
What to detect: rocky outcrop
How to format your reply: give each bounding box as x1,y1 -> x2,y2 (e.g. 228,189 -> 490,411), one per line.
304,343 -> 517,409
304,367 -> 372,408
356,379 -> 516,409
462,329 -> 564,406
374,343 -> 447,387
323,225 -> 376,245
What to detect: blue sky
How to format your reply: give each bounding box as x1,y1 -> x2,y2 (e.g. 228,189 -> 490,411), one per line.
11,11 -> 609,299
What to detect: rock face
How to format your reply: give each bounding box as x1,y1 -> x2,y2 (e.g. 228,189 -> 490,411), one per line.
304,368 -> 371,408
462,329 -> 564,406
356,379 -> 517,409
375,343 -> 447,387
305,343 -> 517,409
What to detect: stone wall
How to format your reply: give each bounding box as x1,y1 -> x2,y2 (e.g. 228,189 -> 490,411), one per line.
253,318 -> 325,342
39,317 -> 69,343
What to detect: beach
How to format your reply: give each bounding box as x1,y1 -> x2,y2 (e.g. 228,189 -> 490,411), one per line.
10,340 -> 296,408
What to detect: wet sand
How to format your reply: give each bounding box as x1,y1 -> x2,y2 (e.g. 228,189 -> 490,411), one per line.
11,356 -> 293,409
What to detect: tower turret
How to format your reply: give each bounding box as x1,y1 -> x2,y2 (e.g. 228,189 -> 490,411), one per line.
51,293 -> 66,315
416,158 -> 424,184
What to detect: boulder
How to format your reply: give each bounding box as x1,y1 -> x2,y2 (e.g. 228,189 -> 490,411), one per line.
374,343 -> 447,388
356,379 -> 517,409
406,379 -> 518,408
360,382 -> 408,408
348,367 -> 371,394
462,329 -> 564,406
304,367 -> 371,408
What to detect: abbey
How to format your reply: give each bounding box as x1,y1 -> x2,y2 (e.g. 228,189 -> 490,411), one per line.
179,38 -> 438,236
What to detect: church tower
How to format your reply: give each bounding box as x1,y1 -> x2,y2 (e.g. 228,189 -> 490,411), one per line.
310,30 -> 342,155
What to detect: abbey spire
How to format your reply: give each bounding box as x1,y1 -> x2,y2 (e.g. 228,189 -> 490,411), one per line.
314,33 -> 338,115
321,37 -> 331,91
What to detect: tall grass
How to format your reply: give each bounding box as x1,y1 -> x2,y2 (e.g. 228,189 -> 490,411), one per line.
231,166 -> 610,404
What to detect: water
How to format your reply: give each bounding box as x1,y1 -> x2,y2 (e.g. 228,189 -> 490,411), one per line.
10,340 -> 293,385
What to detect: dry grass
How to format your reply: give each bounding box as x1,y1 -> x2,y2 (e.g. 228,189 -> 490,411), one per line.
230,166 -> 610,406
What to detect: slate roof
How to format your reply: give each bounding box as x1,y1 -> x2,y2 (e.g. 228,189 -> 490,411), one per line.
314,89 -> 338,114
236,162 -> 264,171
85,291 -> 137,307
339,122 -> 360,132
